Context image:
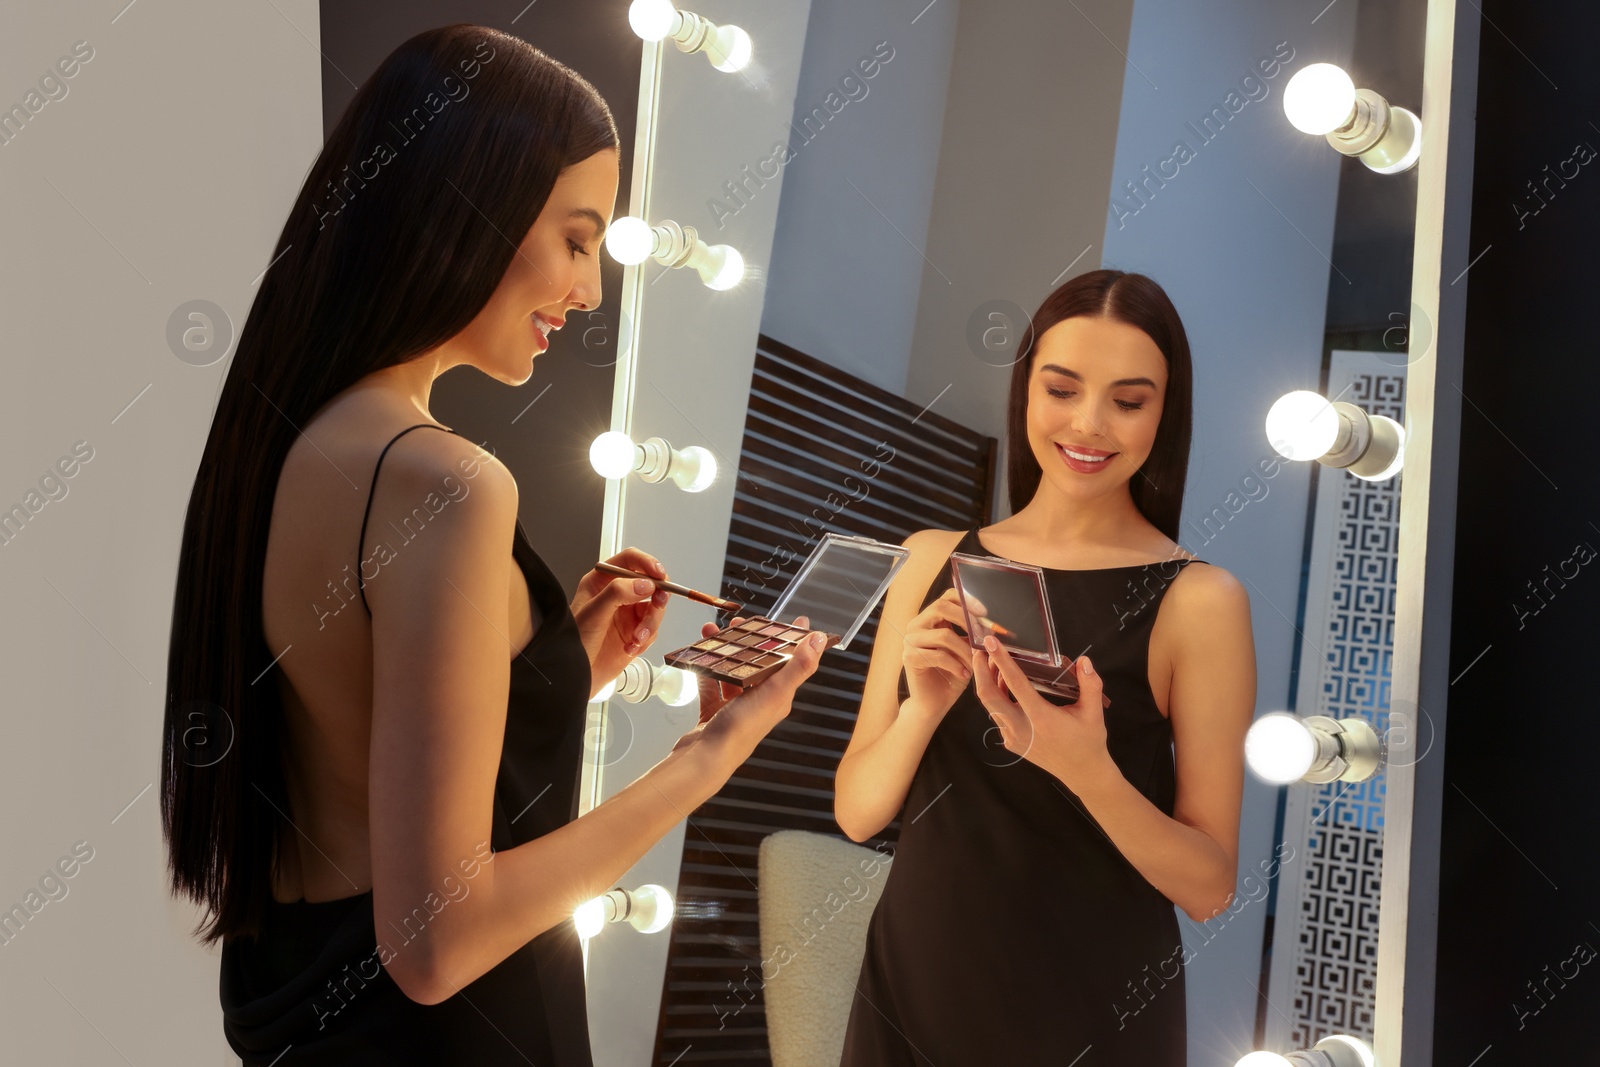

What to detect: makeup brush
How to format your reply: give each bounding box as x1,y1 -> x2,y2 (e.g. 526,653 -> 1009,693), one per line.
594,561 -> 743,613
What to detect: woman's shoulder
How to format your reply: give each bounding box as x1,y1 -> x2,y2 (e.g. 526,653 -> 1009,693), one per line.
296,396 -> 511,491
1164,556 -> 1249,619
901,527 -> 968,556
898,527 -> 973,578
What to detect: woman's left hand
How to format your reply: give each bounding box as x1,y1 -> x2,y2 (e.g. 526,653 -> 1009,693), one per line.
571,548 -> 671,698
971,636 -> 1116,791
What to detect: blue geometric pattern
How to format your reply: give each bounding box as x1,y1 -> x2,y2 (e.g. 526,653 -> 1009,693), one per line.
1288,368 -> 1405,1046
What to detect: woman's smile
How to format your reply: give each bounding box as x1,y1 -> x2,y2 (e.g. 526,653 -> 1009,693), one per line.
1056,441 -> 1119,474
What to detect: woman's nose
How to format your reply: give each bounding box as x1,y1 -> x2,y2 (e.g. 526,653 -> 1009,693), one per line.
1068,397 -> 1103,438
571,256 -> 603,312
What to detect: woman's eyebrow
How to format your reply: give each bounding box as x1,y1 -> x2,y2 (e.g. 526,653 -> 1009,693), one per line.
1038,363 -> 1158,389
569,207 -> 607,240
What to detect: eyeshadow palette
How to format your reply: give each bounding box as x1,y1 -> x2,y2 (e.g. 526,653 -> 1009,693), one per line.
665,619 -> 841,689
662,533 -> 911,691
948,551 -> 1082,703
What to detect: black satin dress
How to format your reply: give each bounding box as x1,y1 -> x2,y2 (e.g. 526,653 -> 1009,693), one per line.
219,423 -> 594,1066
840,526 -> 1199,1066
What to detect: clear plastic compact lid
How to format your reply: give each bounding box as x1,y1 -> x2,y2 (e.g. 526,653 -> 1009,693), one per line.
947,552 -> 1063,668
767,533 -> 910,650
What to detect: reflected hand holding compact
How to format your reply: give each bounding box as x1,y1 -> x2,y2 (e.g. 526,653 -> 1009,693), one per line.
662,533 -> 910,703
949,552 -> 1110,708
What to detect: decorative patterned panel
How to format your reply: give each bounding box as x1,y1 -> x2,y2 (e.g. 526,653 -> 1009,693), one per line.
1267,353 -> 1405,1049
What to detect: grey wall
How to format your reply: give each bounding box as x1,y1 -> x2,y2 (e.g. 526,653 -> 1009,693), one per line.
0,1 -> 322,1061
903,0 -> 1138,439
1098,1 -> 1357,1060
759,0 -> 962,396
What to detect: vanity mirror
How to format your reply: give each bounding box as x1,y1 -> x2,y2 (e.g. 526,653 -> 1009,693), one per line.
580,0 -> 1448,1063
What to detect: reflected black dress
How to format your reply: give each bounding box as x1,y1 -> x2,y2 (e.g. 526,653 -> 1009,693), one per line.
840,527 -> 1197,1066
220,423 -> 594,1066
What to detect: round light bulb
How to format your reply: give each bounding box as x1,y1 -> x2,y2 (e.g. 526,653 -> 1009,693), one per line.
1283,63 -> 1357,135
605,216 -> 656,265
1246,713 -> 1318,784
712,26 -> 753,73
678,445 -> 718,492
594,675 -> 619,702
574,897 -> 606,939
1265,390 -> 1341,462
631,884 -> 675,933
707,245 -> 745,290
1367,106 -> 1423,174
1236,1054 -> 1294,1067
1351,415 -> 1406,482
1321,1035 -> 1377,1067
589,431 -> 637,479
658,665 -> 698,706
628,0 -> 677,42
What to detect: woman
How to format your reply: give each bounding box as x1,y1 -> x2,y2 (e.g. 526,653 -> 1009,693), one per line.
835,270 -> 1256,1065
159,26 -> 822,1065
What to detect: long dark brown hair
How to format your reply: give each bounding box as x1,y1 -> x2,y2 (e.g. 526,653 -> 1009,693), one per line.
160,24 -> 618,945
1005,269 -> 1193,540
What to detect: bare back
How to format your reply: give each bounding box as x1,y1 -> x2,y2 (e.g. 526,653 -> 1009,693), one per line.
259,392 -> 537,904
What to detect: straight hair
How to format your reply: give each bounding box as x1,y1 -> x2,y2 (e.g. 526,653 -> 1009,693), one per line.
160,24 -> 618,945
1004,269 -> 1193,540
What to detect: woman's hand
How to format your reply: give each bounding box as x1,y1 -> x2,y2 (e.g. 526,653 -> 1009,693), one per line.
570,548 -> 670,699
689,614 -> 812,724
668,622 -> 827,776
899,588 -> 975,725
971,636 -> 1117,792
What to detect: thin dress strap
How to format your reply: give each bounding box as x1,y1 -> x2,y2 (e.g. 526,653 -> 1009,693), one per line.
357,422 -> 457,617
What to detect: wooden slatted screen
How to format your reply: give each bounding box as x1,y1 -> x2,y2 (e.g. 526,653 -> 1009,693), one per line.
650,335 -> 997,1064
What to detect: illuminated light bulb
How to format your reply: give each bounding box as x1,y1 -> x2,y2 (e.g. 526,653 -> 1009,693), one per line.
1283,63 -> 1357,135
583,884 -> 677,936
675,446 -> 718,491
614,660 -> 701,706
1266,390 -> 1341,462
1266,392 -> 1405,480
1236,1055 -> 1294,1067
588,432 -> 718,492
1236,1035 -> 1376,1067
604,216 -> 656,266
693,242 -> 745,291
574,897 -> 606,940
628,1 -> 753,74
1246,712 -> 1382,785
1350,414 -> 1406,481
1365,105 -> 1423,174
605,217 -> 747,291
589,431 -> 639,479
656,665 -> 698,706
708,24 -> 753,73
1283,62 -> 1421,175
593,676 -> 619,703
627,0 -> 677,41
1319,1035 -> 1377,1067
619,883 -> 675,933
1246,713 -> 1318,784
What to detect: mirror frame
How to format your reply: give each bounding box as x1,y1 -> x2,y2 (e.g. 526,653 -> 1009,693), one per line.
1375,0 -> 1481,1063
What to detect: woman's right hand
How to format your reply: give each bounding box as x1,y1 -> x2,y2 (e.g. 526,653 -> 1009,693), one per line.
899,587 -> 975,723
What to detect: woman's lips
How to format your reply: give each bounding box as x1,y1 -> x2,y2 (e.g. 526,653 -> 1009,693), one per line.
1056,442 -> 1118,474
